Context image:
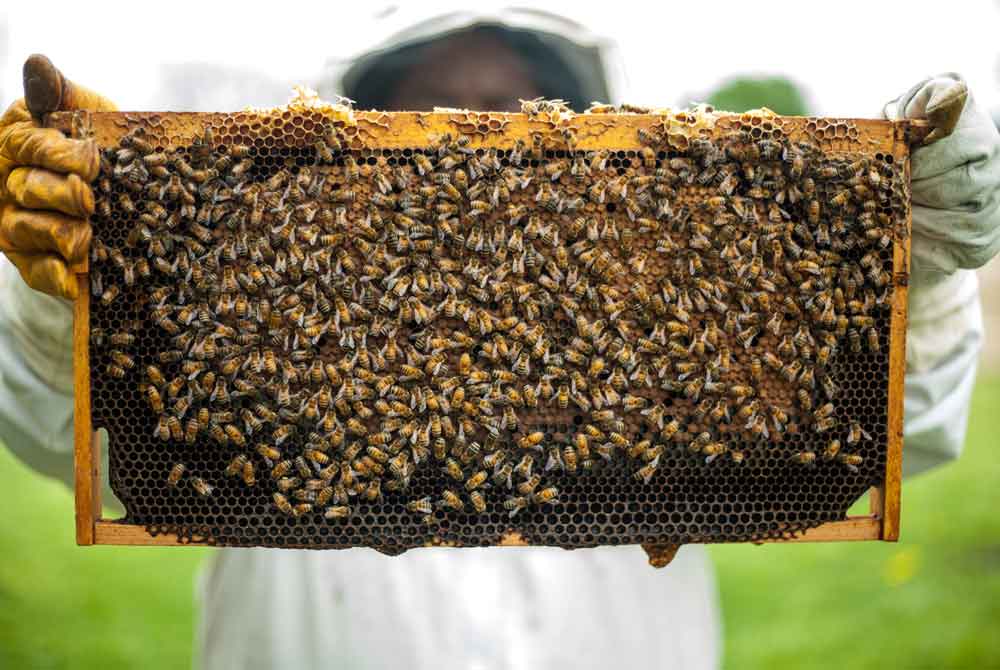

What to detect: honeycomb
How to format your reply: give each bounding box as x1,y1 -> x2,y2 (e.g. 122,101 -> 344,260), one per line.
75,103 -> 911,553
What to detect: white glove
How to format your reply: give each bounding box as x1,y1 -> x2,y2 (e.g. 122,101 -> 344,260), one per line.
883,74 -> 1000,475
885,73 -> 1000,280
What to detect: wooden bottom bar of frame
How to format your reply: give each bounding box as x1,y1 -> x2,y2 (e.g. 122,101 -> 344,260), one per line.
92,515 -> 881,547
94,521 -> 209,546
768,517 -> 881,543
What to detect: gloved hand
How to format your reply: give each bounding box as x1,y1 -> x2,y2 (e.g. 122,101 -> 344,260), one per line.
0,54 -> 116,299
884,73 -> 1000,281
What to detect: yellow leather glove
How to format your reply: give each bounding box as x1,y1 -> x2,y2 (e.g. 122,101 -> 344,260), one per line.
0,54 -> 116,299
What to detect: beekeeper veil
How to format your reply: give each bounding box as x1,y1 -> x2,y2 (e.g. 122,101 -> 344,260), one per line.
318,7 -> 628,110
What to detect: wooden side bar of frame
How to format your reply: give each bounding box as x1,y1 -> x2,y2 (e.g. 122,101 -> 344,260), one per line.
73,267 -> 99,545
880,124 -> 915,542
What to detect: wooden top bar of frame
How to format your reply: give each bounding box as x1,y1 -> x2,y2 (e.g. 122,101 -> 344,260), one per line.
51,109 -> 927,155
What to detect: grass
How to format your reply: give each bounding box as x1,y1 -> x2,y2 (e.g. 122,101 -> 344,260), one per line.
0,378 -> 998,669
0,456 -> 210,668
712,375 -> 1000,669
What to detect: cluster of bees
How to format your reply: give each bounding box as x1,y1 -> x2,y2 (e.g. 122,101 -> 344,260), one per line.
88,103 -> 900,528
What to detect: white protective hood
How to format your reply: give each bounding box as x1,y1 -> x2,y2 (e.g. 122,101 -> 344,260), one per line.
317,6 -> 629,108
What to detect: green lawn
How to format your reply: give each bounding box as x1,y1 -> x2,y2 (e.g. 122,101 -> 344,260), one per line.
0,457 -> 210,668
0,379 -> 998,669
712,375 -> 1000,669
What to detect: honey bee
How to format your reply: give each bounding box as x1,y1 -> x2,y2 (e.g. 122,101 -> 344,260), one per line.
838,452 -> 863,473
848,329 -> 862,353
650,418 -> 677,442
699,440 -> 728,464
791,451 -> 817,466
222,424 -> 245,447
166,463 -> 186,487
468,490 -> 487,514
822,439 -> 842,461
532,486 -> 559,506
513,452 -> 535,480
152,415 -> 170,441
796,388 -> 814,412
766,405 -> 788,433
504,495 -> 529,518
406,496 -> 434,516
866,328 -> 880,353
814,403 -> 835,420
780,360 -> 802,384
631,455 -> 662,483
814,417 -> 837,433
117,192 -> 136,214
165,417 -> 185,443
516,431 -> 544,451
544,445 -> 565,473
820,374 -> 839,401
439,489 -> 465,512
184,417 -> 199,444
442,457 -> 464,481
225,454 -> 248,478
109,332 -> 136,347
735,326 -> 759,350
144,384 -> 164,412
556,384 -> 570,409
270,492 -> 295,515
100,285 -> 121,305
324,505 -> 352,520
846,422 -> 872,445
489,459 -> 513,488
748,356 -> 763,382
190,476 -> 214,497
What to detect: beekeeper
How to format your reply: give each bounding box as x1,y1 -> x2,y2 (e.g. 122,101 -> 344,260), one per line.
1,9 -> 998,670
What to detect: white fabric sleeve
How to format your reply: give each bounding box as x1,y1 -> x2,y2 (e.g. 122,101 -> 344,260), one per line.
0,257 -> 118,507
902,269 -> 982,477
0,256 -> 77,487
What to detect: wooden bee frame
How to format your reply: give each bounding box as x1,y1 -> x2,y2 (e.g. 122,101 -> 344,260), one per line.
56,109 -> 922,558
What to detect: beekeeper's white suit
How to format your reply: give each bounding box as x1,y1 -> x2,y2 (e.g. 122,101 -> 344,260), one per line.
2,10 -> 999,670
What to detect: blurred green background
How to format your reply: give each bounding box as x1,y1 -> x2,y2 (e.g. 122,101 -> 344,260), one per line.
1,376 -> 998,669
704,76 -> 811,116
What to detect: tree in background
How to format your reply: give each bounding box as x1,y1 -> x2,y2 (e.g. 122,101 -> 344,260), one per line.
703,76 -> 811,116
